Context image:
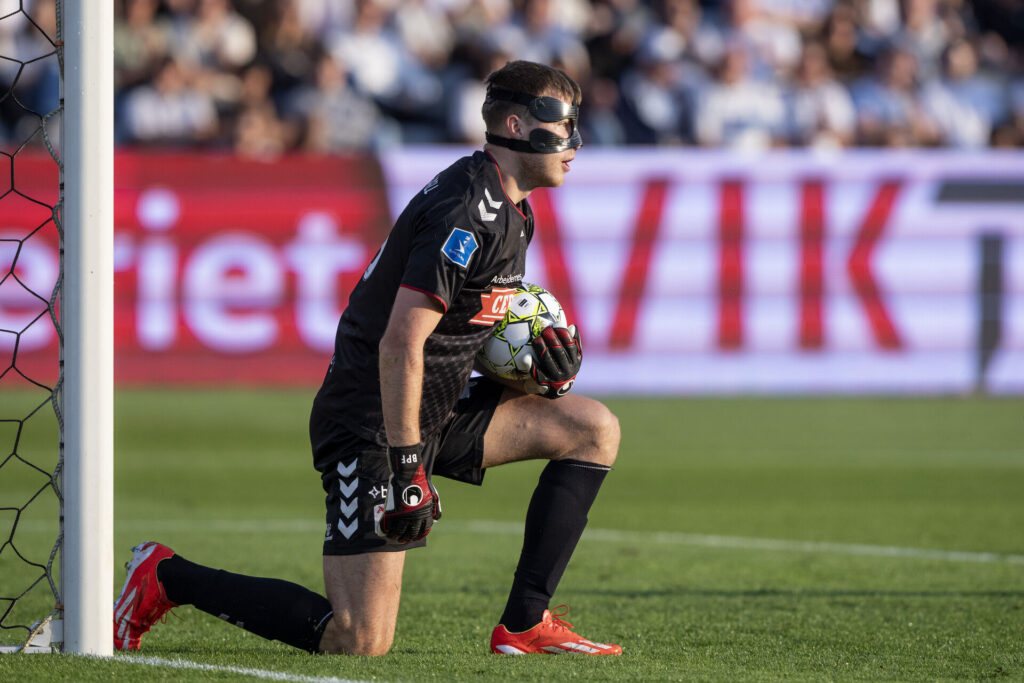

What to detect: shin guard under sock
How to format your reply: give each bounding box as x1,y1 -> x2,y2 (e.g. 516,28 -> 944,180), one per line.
157,555 -> 333,653
499,458 -> 610,632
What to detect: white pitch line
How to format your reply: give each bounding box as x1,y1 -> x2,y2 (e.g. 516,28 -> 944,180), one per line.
16,518 -> 1024,565
457,520 -> 1024,565
110,654 -> 372,683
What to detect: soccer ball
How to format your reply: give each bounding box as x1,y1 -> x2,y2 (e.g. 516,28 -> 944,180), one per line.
476,283 -> 567,382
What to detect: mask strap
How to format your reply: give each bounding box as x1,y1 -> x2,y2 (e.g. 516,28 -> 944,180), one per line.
485,132 -> 535,153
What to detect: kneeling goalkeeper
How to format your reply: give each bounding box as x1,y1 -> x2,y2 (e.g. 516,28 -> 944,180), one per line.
114,60 -> 621,656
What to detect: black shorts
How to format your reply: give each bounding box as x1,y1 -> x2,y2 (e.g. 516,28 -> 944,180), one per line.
310,377 -> 504,556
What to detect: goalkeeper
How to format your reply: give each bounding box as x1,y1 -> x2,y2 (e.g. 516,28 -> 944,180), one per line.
114,60 -> 621,656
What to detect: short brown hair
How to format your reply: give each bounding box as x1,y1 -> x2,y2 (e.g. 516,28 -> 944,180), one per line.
481,60 -> 582,132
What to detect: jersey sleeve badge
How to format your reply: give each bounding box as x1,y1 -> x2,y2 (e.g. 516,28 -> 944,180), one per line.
441,227 -> 479,268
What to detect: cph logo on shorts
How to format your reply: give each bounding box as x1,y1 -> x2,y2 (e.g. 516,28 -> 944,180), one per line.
441,228 -> 478,268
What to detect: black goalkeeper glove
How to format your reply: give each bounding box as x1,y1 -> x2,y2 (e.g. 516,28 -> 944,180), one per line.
527,325 -> 582,399
375,444 -> 442,543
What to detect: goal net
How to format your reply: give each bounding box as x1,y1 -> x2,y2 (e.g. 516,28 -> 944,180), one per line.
0,0 -> 63,653
1,0 -> 113,655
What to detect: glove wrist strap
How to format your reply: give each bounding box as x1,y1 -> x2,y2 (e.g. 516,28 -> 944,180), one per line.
388,443 -> 424,473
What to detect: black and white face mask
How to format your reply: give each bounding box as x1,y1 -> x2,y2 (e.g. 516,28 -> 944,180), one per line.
484,87 -> 582,154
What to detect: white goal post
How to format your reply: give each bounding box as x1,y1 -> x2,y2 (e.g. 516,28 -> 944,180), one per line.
60,0 -> 114,656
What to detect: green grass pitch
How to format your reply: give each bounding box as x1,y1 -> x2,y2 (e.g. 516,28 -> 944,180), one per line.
2,390 -> 1023,681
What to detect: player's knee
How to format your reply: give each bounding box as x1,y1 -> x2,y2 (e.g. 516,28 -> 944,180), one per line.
347,633 -> 393,657
318,619 -> 394,656
320,629 -> 393,656
569,399 -> 619,467
590,403 -> 620,466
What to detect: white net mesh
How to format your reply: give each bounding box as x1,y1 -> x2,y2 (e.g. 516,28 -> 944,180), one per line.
0,0 -> 63,652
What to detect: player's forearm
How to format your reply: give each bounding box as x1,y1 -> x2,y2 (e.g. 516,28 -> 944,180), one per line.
379,339 -> 424,447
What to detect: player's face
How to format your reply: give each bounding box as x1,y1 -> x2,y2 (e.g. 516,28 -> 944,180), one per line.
521,116 -> 577,189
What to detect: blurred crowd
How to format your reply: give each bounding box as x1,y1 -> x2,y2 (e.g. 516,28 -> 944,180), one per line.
2,0 -> 1023,154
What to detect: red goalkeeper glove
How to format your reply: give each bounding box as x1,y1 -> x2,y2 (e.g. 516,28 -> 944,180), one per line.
527,325 -> 582,399
375,444 -> 442,543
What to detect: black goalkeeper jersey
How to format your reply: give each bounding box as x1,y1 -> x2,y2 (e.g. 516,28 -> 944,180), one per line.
314,150 -> 534,445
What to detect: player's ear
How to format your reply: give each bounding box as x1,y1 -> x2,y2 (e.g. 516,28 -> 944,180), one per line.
506,113 -> 524,139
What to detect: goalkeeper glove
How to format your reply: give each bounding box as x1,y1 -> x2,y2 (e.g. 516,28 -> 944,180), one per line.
527,325 -> 582,399
375,444 -> 442,543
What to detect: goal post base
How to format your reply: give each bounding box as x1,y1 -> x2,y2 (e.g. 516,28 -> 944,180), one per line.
0,617 -> 63,654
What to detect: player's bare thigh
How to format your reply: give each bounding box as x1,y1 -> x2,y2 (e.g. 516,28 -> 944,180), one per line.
481,389 -> 620,469
319,552 -> 405,655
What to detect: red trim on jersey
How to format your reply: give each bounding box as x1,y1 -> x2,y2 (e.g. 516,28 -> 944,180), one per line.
399,284 -> 448,312
484,150 -> 528,220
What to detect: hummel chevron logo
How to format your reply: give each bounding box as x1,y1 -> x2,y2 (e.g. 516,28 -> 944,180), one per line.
339,478 -> 358,498
337,519 -> 358,539
337,460 -> 356,477
338,499 -> 358,519
486,188 -> 502,209
478,188 -> 503,221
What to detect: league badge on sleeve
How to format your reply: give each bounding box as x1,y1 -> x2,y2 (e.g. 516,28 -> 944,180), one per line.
441,228 -> 479,268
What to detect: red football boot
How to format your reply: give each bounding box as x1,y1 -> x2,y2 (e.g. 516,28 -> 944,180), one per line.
490,605 -> 622,655
113,542 -> 177,651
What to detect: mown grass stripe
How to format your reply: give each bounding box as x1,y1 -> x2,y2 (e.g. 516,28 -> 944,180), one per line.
61,518 -> 1019,565
18,517 -> 1023,565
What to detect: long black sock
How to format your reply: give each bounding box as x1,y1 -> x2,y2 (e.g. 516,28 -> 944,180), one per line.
499,458 -> 610,632
157,555 -> 333,653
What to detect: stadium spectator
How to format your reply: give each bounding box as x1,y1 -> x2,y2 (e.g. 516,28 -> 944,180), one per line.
286,0 -> 354,43
174,0 -> 257,73
785,40 -> 857,147
582,0 -> 655,83
993,47 -> 1024,147
326,0 -> 444,141
324,0 -> 407,103
889,0 -> 956,79
233,100 -> 291,159
619,27 -> 692,144
5,0 -> 1024,150
230,61 -> 297,158
286,52 -> 398,152
121,56 -> 218,145
257,0 -> 322,101
920,38 -> 1007,147
650,0 -> 722,68
445,0 -> 516,41
488,0 -> 591,80
393,0 -> 456,73
579,76 -> 628,145
856,0 -> 903,52
693,40 -> 788,149
821,2 -> 873,81
713,0 -> 805,81
114,0 -> 172,92
849,41 -> 940,146
753,0 -> 836,33
444,41 -> 512,144
0,0 -> 58,144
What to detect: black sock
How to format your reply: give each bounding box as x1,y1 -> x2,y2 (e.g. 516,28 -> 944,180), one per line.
499,458 -> 610,632
157,555 -> 333,653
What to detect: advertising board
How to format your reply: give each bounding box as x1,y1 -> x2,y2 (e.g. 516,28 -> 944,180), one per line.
3,149 -> 1022,393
